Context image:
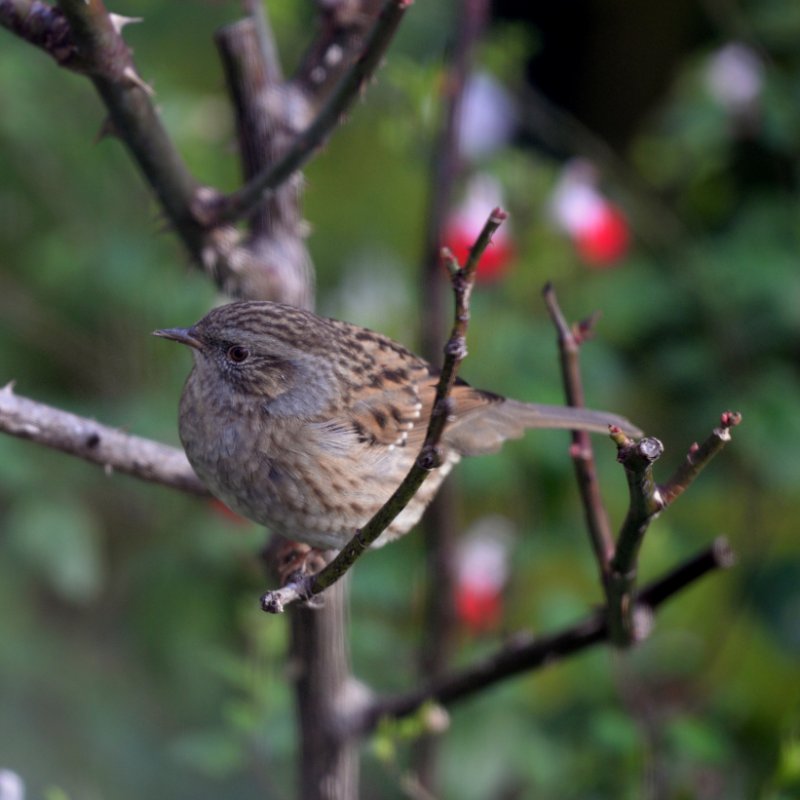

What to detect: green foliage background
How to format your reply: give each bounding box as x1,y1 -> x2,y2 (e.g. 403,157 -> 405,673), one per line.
1,1 -> 799,798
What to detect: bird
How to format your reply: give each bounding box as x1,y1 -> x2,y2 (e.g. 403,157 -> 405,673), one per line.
155,301 -> 640,550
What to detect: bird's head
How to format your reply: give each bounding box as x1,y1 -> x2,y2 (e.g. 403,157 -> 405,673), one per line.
154,302 -> 318,402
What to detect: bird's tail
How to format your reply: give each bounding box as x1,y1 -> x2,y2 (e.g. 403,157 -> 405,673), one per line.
446,396 -> 642,457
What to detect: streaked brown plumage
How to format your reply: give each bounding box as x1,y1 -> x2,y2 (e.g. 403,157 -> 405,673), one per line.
156,301 -> 640,549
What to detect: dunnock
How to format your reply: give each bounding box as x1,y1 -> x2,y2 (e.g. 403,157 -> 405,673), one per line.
156,302 -> 640,549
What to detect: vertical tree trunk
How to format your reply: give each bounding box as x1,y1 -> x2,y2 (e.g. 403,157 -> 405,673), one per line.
290,578 -> 358,800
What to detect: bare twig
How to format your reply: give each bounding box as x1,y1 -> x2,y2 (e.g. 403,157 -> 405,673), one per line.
260,208 -> 508,613
605,412 -> 741,645
419,0 -> 489,359
542,282 -> 615,575
637,535 -> 736,608
542,285 -> 741,647
0,383 -> 208,496
348,536 -> 734,736
197,0 -> 412,227
659,411 -> 742,507
0,370 -> 736,725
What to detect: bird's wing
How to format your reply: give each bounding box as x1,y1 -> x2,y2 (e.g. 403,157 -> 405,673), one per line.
347,382 -> 426,449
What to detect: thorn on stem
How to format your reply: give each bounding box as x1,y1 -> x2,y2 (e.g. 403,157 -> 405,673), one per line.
122,66 -> 154,96
94,116 -> 120,143
108,13 -> 143,35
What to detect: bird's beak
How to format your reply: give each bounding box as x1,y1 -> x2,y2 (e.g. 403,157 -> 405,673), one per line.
153,326 -> 203,350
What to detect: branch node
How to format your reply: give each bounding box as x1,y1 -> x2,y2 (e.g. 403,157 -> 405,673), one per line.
416,445 -> 443,471
615,435 -> 664,468
444,336 -> 467,360
440,247 -> 460,275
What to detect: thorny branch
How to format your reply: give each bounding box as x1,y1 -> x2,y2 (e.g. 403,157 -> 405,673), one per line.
259,208 -> 509,614
0,0 -> 410,300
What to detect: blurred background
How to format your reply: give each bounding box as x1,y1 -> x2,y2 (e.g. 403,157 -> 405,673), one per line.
1,1 -> 799,798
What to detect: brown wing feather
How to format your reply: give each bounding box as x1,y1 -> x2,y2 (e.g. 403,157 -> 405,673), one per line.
348,383 -> 424,448
333,327 -> 432,449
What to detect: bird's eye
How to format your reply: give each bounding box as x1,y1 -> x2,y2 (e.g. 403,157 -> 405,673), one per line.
226,345 -> 250,364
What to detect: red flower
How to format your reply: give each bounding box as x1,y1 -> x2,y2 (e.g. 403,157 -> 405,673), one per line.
550,160 -> 631,268
456,584 -> 503,633
575,203 -> 630,267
